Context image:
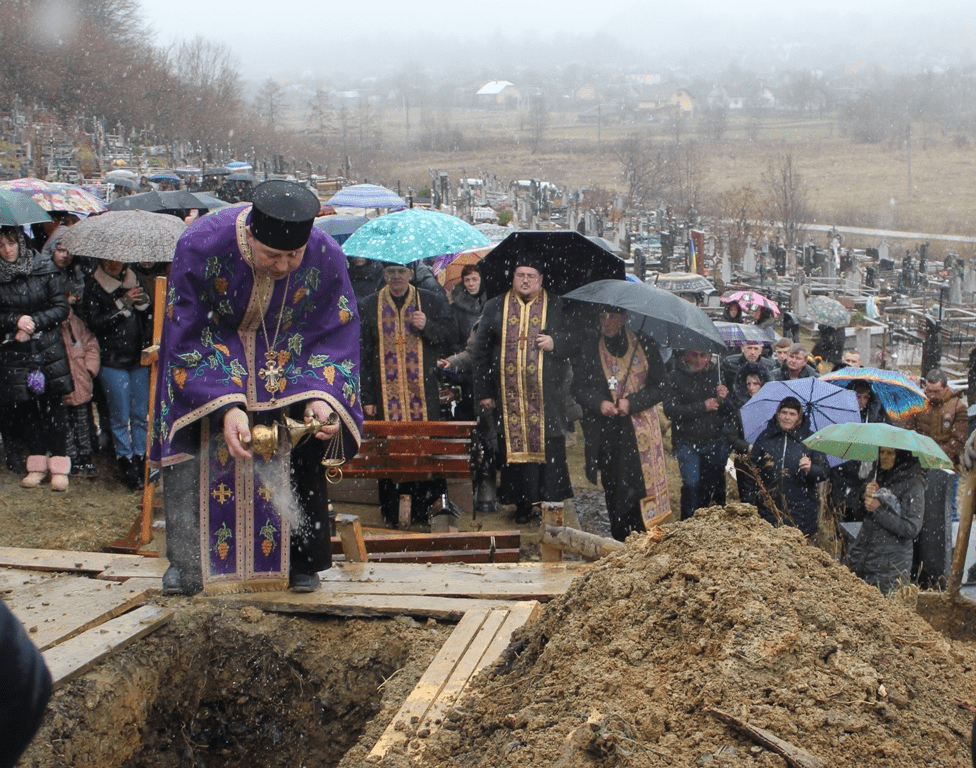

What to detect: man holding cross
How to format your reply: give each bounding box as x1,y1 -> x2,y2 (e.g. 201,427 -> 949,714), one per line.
573,308 -> 670,540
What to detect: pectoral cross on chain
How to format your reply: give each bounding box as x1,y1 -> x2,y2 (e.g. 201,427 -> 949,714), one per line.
259,353 -> 285,403
607,376 -> 618,395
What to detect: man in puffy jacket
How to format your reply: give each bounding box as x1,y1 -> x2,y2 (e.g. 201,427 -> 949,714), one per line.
664,349 -> 733,520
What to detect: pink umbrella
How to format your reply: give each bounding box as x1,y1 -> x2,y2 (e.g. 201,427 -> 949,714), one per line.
721,290 -> 780,317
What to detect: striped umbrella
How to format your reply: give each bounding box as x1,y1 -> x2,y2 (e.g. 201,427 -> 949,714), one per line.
327,184 -> 405,210
820,367 -> 927,420
714,321 -> 777,348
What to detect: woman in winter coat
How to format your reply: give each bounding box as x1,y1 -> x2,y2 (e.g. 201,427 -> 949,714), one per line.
848,447 -> 925,594
450,263 -> 485,348
830,382 -> 891,521
749,396 -> 828,536
0,225 -> 73,490
721,300 -> 744,324
727,362 -> 770,505
82,259 -> 151,490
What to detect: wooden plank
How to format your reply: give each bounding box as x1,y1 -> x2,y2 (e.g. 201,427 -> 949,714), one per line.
368,607 -> 495,761
333,549 -> 520,565
0,547 -> 148,574
479,600 -> 540,664
318,562 -> 587,601
44,605 -> 173,689
362,421 -> 475,437
330,531 -> 521,554
96,556 -> 169,582
340,468 -> 470,481
335,514 -> 369,563
211,592 -> 523,621
540,505 -> 565,563
5,577 -> 159,651
0,569 -> 58,593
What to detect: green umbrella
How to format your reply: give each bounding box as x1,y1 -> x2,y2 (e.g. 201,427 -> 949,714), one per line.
0,189 -> 53,227
342,208 -> 489,265
803,421 -> 952,470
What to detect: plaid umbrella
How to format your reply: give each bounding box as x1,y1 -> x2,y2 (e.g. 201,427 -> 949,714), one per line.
342,208 -> 489,264
714,321 -> 777,347
60,210 -> 186,263
805,295 -> 851,326
327,183 -> 405,210
0,190 -> 53,226
820,367 -> 927,420
739,378 -> 861,466
721,289 -> 780,317
0,178 -> 107,217
804,422 -> 952,470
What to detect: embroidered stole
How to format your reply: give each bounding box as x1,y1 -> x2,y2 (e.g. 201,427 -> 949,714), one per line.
599,329 -> 671,524
501,290 -> 547,463
377,285 -> 427,422
199,418 -> 289,594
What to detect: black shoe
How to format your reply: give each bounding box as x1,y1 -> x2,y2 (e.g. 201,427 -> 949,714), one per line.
289,572 -> 320,593
117,457 -> 142,491
162,565 -> 184,595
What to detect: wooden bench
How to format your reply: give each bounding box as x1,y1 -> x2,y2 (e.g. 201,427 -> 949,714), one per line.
342,419 -> 476,481
331,516 -> 521,564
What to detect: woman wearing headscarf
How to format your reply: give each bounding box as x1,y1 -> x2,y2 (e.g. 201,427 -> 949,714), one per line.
721,300 -> 744,324
848,447 -> 925,594
727,361 -> 770,505
82,258 -> 151,490
748,396 -> 828,536
0,225 -> 73,489
830,381 -> 891,522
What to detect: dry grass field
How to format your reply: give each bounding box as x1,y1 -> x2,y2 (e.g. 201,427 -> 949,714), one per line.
352,106 -> 976,252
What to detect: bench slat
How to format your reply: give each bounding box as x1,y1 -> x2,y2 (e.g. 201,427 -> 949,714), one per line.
362,420 -> 475,437
361,438 -> 473,455
330,531 -> 520,554
334,549 -> 520,564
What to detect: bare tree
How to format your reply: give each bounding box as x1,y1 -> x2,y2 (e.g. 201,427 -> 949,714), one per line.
307,88 -> 334,142
255,78 -> 285,132
713,184 -> 765,267
763,153 -> 808,248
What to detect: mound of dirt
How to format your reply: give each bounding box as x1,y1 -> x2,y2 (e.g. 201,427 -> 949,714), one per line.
390,503 -> 976,767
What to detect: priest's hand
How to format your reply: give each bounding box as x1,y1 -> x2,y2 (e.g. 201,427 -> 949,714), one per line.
305,400 -> 340,440
536,333 -> 554,351
224,407 -> 252,459
409,310 -> 426,331
599,400 -> 619,417
480,398 -> 495,411
617,397 -> 631,416
964,430 -> 976,471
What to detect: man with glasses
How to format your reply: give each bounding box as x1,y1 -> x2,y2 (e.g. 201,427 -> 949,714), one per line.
472,259 -> 573,523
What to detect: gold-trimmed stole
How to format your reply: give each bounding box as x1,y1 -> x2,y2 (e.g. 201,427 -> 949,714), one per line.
500,289 -> 547,463
377,285 -> 427,421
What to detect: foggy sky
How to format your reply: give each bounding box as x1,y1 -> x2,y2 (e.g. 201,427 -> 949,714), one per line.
137,0 -> 976,84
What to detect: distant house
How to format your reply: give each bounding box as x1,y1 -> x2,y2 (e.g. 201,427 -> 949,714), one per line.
574,82 -> 602,101
629,84 -> 696,120
476,80 -> 520,107
625,73 -> 662,86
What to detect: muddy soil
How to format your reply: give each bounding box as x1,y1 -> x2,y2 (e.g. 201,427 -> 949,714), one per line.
375,504 -> 976,768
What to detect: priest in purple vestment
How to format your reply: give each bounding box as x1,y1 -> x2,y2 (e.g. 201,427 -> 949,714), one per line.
151,181 -> 363,595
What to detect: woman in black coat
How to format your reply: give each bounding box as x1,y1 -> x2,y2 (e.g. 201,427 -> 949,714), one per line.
82,258 -> 151,490
748,396 -> 828,536
0,226 -> 73,489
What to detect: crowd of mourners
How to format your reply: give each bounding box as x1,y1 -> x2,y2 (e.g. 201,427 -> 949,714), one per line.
1,203 -> 971,600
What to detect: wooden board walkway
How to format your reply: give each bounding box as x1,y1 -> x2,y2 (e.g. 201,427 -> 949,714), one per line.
367,601 -> 540,763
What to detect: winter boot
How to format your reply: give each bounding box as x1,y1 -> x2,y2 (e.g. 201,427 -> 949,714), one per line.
49,456 -> 71,492
21,455 -> 49,488
118,457 -> 140,491
133,455 -> 146,489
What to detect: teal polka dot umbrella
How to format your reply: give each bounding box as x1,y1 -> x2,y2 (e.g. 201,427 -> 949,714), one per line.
341,208 -> 490,265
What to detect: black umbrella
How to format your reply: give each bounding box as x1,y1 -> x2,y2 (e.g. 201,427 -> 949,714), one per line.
227,172 -> 256,183
479,230 -> 626,299
203,166 -> 232,176
563,279 -> 726,354
157,189 -> 207,211
107,190 -> 166,212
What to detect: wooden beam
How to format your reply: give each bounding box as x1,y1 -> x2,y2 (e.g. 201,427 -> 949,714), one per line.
542,524 -> 625,561
540,505 -> 565,562
209,593 -> 530,621
0,547 -> 148,574
333,549 -> 520,565
335,514 -> 369,563
5,577 -> 159,651
44,605 -> 173,689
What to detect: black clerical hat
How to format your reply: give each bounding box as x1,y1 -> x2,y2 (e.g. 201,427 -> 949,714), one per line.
250,181 -> 320,251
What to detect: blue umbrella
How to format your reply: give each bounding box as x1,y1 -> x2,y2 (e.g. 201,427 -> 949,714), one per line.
314,214 -> 368,245
342,209 -> 489,264
327,183 -> 405,210
739,378 -> 861,466
149,173 -> 181,183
